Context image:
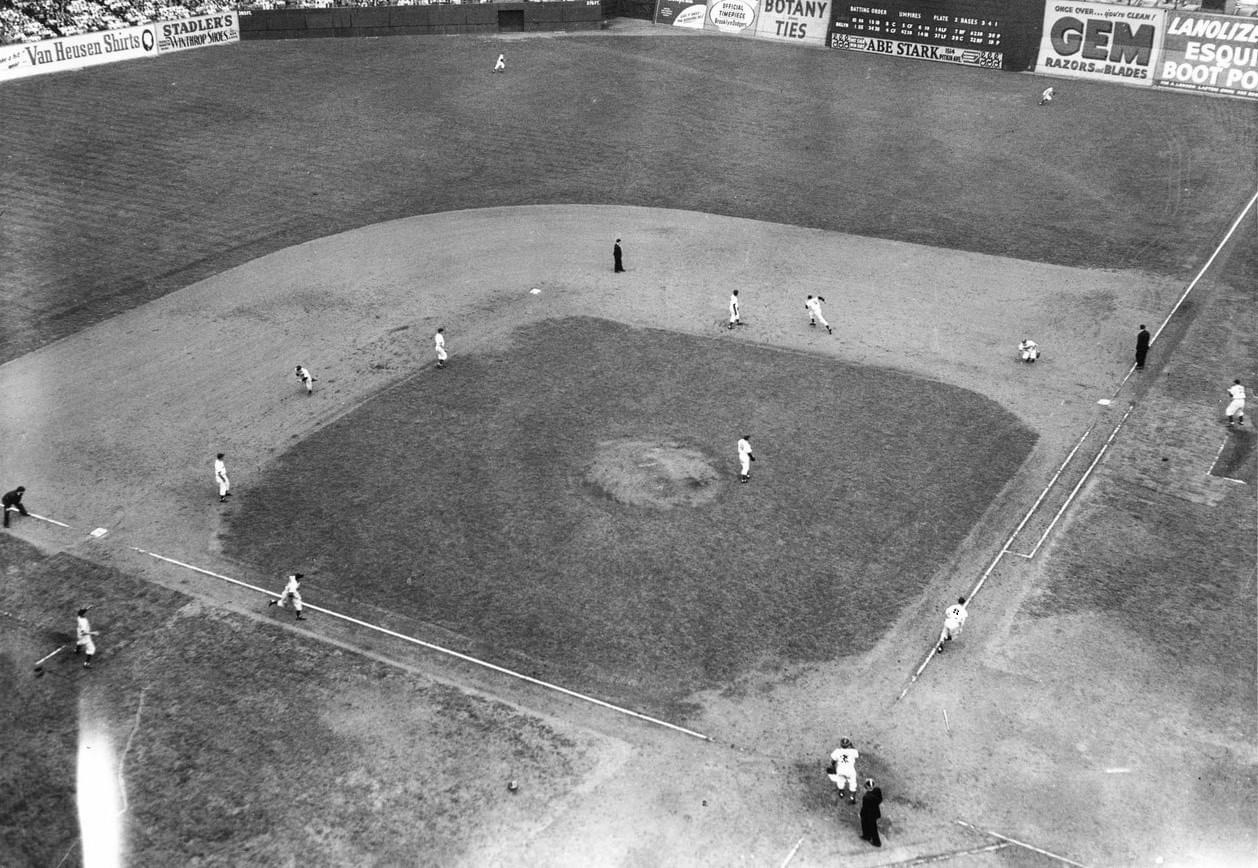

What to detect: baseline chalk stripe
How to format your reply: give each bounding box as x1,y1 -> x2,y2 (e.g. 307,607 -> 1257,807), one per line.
130,547 -> 713,743
1109,187 -> 1258,403
955,820 -> 1087,867
1013,403 -> 1136,560
30,512 -> 73,529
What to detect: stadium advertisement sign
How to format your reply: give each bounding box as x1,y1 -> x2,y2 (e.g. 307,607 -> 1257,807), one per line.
1037,2 -> 1163,86
755,0 -> 829,46
655,0 -> 708,29
0,24 -> 157,82
706,0 -> 760,34
827,2 -> 1004,68
1155,10 -> 1258,100
156,12 -> 241,55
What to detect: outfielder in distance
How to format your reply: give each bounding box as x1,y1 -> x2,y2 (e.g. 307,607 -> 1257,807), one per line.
434,327 -> 448,370
295,364 -> 316,395
214,453 -> 231,503
937,596 -> 968,653
76,607 -> 99,669
1225,379 -> 1245,427
728,290 -> 742,330
268,573 -> 307,620
827,738 -> 860,805
737,435 -> 755,483
805,294 -> 832,334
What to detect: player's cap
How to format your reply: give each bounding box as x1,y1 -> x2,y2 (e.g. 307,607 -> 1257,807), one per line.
840,737 -> 852,748
865,778 -> 875,788
957,596 -> 967,604
78,607 -> 89,616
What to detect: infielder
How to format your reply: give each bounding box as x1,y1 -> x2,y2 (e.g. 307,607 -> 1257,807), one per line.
1018,338 -> 1040,363
805,295 -> 832,334
728,290 -> 741,330
493,53 -> 506,73
827,738 -> 860,804
1039,86 -> 1055,106
295,364 -> 316,394
937,596 -> 968,653
214,453 -> 231,502
268,573 -> 307,620
76,607 -> 98,668
434,327 -> 448,369
737,435 -> 755,483
1225,379 -> 1245,426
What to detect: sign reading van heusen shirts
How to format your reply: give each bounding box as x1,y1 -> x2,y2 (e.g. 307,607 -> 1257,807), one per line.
0,24 -> 156,82
1156,11 -> 1258,100
1038,2 -> 1164,86
156,12 -> 240,54
755,0 -> 829,45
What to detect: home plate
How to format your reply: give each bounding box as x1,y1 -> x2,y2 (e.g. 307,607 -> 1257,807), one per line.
530,287 -> 540,295
90,528 -> 108,538
1097,398 -> 1112,406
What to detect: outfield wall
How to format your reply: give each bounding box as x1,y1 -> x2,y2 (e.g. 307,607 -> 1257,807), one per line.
237,2 -> 604,39
652,0 -> 1257,99
0,13 -> 239,82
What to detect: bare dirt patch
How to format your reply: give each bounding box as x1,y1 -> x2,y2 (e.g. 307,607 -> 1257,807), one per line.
585,439 -> 720,509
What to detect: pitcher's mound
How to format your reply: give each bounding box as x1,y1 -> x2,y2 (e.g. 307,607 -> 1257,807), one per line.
587,439 -> 721,509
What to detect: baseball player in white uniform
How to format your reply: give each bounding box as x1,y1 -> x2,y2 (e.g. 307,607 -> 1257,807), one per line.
805,295 -> 832,334
493,53 -> 506,73
737,435 -> 755,483
435,328 -> 448,369
1039,86 -> 1055,105
827,738 -> 860,804
214,453 -> 231,502
937,596 -> 968,653
728,290 -> 741,330
295,364 -> 316,394
76,607 -> 98,668
1225,379 -> 1245,426
268,573 -> 307,620
1018,338 -> 1040,363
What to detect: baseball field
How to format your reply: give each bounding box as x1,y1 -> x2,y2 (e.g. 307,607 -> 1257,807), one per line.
0,19 -> 1255,868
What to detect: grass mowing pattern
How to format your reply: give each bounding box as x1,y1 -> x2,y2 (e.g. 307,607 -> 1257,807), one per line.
0,35 -> 1255,360
223,317 -> 1035,713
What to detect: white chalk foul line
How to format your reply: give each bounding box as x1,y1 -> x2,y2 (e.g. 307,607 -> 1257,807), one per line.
955,820 -> 1087,867
1108,187 -> 1257,404
128,546 -> 713,743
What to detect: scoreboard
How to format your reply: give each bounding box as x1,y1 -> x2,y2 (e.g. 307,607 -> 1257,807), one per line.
828,1 -> 1007,68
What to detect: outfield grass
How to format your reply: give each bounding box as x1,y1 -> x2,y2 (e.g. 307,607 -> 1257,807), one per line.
0,33 -> 1255,360
222,317 -> 1035,714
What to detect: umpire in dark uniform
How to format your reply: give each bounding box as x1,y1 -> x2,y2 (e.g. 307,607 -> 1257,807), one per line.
1135,324 -> 1151,370
859,777 -> 883,847
613,238 -> 625,273
3,486 -> 30,528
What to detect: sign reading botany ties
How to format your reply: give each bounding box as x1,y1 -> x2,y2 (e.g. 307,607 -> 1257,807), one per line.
1038,1 -> 1164,87
755,0 -> 829,46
